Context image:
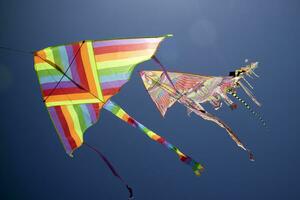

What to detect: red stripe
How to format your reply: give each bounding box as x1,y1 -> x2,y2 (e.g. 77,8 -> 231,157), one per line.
73,44 -> 89,89
102,87 -> 120,96
157,137 -> 166,144
93,42 -> 158,55
55,106 -> 77,150
92,103 -> 100,119
127,117 -> 137,127
43,87 -> 86,96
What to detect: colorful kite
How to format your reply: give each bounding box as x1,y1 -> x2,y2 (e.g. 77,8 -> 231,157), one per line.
33,35 -> 203,199
140,62 -> 266,161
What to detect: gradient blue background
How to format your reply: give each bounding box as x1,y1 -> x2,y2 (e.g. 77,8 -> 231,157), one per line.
0,0 -> 299,199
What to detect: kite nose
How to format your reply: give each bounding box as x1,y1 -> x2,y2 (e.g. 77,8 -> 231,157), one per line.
139,71 -> 145,76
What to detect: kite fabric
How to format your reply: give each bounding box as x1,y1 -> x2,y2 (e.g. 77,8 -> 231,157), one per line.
104,100 -> 203,176
34,35 -> 171,155
33,35 -> 203,198
140,62 -> 266,161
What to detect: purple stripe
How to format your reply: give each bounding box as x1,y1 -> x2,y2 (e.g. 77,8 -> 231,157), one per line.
48,107 -> 72,153
87,104 -> 97,123
42,81 -> 74,90
93,38 -> 162,48
66,45 -> 80,84
101,80 -> 127,89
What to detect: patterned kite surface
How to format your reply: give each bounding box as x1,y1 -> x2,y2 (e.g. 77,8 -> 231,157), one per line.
140,62 -> 266,161
34,35 -> 170,154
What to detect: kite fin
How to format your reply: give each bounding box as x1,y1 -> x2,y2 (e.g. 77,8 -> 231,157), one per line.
104,100 -> 204,176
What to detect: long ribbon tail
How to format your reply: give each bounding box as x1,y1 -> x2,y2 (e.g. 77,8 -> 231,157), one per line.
228,91 -> 267,129
191,107 -> 254,161
84,143 -> 133,199
104,100 -> 204,176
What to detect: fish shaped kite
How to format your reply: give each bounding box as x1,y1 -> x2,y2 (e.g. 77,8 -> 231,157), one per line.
32,35 -> 203,199
140,62 -> 266,161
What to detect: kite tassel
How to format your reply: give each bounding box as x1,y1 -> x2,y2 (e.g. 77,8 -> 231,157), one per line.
126,185 -> 134,200
84,143 -> 133,199
247,150 -> 255,161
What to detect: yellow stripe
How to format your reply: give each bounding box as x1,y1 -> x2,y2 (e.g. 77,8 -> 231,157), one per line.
96,55 -> 153,69
45,48 -> 55,63
80,43 -> 98,95
46,99 -> 100,107
86,41 -> 104,101
67,105 -> 84,141
34,62 -> 56,71
46,94 -> 101,107
115,109 -> 125,118
95,49 -> 156,62
61,106 -> 82,146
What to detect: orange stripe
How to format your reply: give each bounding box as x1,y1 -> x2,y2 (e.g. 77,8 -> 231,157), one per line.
95,49 -> 156,62
61,106 -> 82,146
103,95 -> 113,101
80,43 -> 99,97
34,50 -> 47,63
34,56 -> 45,64
152,134 -> 160,140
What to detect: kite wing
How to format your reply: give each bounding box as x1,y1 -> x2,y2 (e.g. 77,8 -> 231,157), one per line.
140,70 -> 210,116
34,35 -> 170,155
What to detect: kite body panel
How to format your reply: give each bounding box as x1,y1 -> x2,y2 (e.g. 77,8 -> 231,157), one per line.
140,64 -> 262,160
34,35 -> 169,155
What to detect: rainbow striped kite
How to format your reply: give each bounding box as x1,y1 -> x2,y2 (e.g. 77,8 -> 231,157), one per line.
33,35 -> 203,198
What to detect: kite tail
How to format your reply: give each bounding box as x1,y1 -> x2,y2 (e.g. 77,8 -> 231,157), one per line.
84,143 -> 133,200
104,100 -> 204,176
228,91 -> 267,129
191,107 -> 254,161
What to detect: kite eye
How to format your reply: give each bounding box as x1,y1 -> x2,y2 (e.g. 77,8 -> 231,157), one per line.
147,79 -> 153,85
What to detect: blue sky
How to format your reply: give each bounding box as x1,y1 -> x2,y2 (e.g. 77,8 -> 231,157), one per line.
0,0 -> 299,199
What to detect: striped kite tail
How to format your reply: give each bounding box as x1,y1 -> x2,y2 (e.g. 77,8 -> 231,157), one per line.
228,91 -> 267,129
104,100 -> 204,176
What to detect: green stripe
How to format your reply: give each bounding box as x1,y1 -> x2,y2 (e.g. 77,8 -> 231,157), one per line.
99,65 -> 133,76
52,47 -> 63,71
73,105 -> 87,132
37,69 -> 61,77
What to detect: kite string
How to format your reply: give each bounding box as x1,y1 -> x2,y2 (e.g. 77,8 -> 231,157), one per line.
152,56 -> 192,105
152,56 -> 179,92
42,41 -> 86,102
0,46 -> 33,55
84,143 -> 134,200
